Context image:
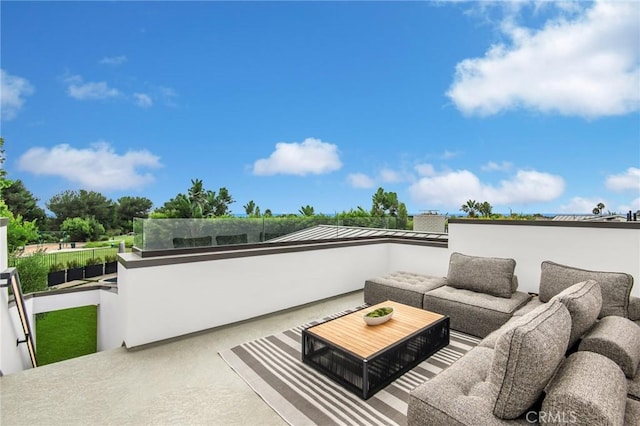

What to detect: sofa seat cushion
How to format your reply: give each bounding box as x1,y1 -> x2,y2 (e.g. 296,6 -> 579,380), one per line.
549,280 -> 602,348
511,297 -> 544,317
539,261 -> 633,318
447,252 -> 516,299
423,286 -> 531,338
364,271 -> 446,308
579,315 -> 640,378
491,300 -> 571,420
408,347 -> 529,425
543,351 -> 627,425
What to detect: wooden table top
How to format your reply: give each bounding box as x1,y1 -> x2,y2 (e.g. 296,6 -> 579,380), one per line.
305,300 -> 445,359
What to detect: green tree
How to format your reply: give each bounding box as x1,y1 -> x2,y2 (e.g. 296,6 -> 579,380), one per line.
478,201 -> 493,217
460,200 -> 480,218
61,217 -> 105,242
0,137 -> 10,192
155,179 -> 235,218
46,190 -> 116,230
371,187 -> 399,217
243,200 -> 262,217
116,196 -> 153,232
1,179 -> 47,224
299,205 -> 315,216
0,201 -> 39,252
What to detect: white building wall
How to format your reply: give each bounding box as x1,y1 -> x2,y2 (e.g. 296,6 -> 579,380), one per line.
118,243 -> 390,347
1,218 -> 29,375
448,221 -> 640,296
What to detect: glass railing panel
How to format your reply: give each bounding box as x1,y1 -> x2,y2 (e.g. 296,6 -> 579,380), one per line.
133,215 -> 412,252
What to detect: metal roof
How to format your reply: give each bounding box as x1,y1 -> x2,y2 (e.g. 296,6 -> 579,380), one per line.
266,224 -> 448,243
552,214 -> 628,222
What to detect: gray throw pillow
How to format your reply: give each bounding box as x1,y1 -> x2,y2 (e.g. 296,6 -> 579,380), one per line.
549,280 -> 602,348
447,252 -> 516,299
539,261 -> 633,318
490,300 -> 571,419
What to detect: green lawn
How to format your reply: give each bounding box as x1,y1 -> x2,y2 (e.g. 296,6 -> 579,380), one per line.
35,305 -> 97,366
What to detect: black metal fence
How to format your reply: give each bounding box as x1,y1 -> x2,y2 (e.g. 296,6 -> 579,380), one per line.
9,247 -> 119,270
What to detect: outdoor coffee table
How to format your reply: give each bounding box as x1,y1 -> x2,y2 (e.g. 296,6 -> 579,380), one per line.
302,300 -> 449,399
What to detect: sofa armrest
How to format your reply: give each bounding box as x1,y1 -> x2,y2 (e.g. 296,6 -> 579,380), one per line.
543,351 -> 627,425
578,316 -> 640,378
629,296 -> 640,321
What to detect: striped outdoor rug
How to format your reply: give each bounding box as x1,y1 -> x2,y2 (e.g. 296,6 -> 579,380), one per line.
219,307 -> 480,426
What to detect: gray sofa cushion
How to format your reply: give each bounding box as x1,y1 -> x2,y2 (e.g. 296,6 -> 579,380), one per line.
630,296 -> 640,322
542,351 -> 627,425
423,286 -> 531,338
549,280 -> 602,348
539,261 -> 633,318
579,315 -> 640,378
364,271 -> 446,308
490,300 -> 570,419
626,398 -> 640,426
408,347 -> 529,425
629,372 -> 640,401
511,297 -> 544,317
447,253 -> 516,299
480,300 -> 562,350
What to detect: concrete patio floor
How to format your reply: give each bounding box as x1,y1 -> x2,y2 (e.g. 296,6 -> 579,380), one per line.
1,290 -> 365,426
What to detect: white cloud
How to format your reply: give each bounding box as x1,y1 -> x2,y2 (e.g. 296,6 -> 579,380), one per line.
482,161 -> 513,172
618,198 -> 640,214
558,197 -> 607,214
379,168 -> 413,183
17,142 -> 162,191
252,138 -> 342,176
606,167 -> 640,192
347,173 -> 375,189
134,93 -> 153,108
66,75 -> 120,100
99,55 -> 127,66
415,163 -> 436,177
409,168 -> 564,207
447,1 -> 640,118
1,69 -> 34,120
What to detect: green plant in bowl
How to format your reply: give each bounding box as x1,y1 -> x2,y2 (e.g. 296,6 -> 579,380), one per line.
365,307 -> 394,318
363,306 -> 394,325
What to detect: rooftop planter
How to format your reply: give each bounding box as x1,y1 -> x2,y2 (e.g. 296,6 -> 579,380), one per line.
84,257 -> 104,278
47,263 -> 66,287
104,255 -> 118,274
66,260 -> 84,281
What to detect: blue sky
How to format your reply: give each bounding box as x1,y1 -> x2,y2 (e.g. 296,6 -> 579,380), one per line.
1,1 -> 639,216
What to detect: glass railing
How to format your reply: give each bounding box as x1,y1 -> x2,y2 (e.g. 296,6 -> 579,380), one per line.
133,216 -> 404,252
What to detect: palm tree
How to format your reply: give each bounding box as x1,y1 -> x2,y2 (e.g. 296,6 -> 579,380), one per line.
244,200 -> 257,216
460,200 -> 479,218
299,205 -> 315,216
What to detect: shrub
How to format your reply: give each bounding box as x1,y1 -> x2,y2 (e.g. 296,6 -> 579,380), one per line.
49,263 -> 66,273
67,259 -> 81,269
15,253 -> 48,294
85,257 -> 103,266
104,254 -> 118,263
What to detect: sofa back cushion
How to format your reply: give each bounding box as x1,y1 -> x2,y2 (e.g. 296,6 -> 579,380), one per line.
549,280 -> 602,348
542,351 -> 627,426
490,300 -> 571,419
447,252 -> 516,299
539,261 -> 633,318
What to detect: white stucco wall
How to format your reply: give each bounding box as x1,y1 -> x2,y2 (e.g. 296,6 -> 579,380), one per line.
449,221 -> 640,296
118,242 -> 394,347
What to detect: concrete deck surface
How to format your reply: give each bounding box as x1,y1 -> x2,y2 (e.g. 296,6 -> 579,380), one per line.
1,290 -> 364,425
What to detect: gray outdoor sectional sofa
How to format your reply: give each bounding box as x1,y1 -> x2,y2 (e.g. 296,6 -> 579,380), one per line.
364,253 -> 640,425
